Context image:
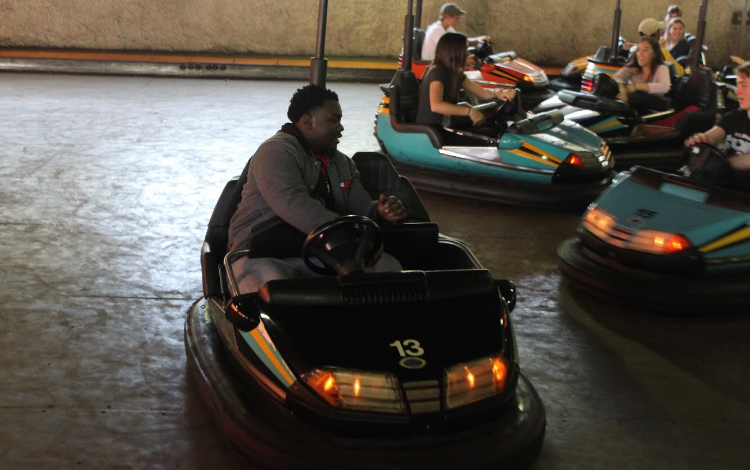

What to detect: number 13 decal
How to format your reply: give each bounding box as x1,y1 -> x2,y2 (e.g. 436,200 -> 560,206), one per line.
390,339 -> 425,357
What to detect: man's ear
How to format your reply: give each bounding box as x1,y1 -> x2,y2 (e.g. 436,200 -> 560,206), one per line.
302,112 -> 315,130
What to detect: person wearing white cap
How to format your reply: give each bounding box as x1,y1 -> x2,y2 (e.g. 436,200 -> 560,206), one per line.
421,3 -> 491,61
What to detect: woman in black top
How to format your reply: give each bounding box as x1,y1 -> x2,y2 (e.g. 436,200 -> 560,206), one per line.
415,32 -> 516,128
663,18 -> 690,60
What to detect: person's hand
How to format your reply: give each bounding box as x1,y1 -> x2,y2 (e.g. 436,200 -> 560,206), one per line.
467,106 -> 486,126
494,88 -> 516,101
659,37 -> 667,48
685,132 -> 710,148
479,35 -> 492,44
616,82 -> 629,102
377,194 -> 407,223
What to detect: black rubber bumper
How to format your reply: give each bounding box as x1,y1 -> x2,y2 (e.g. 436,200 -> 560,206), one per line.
390,160 -> 610,211
184,298 -> 546,470
558,237 -> 750,314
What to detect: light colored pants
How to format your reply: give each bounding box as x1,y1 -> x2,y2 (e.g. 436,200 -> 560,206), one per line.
231,254 -> 402,294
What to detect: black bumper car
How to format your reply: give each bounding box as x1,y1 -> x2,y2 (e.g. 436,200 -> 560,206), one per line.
185,152 -> 546,469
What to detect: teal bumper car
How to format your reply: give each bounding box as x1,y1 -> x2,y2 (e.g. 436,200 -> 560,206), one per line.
375,68 -> 614,210
559,145 -> 750,313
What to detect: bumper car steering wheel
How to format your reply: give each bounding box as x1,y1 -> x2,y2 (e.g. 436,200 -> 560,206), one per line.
686,143 -> 732,186
302,215 -> 383,276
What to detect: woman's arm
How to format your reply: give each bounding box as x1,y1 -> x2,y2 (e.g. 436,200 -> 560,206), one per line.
428,79 -> 489,125
461,78 -> 516,102
646,65 -> 671,95
428,79 -> 472,117
621,65 -> 670,95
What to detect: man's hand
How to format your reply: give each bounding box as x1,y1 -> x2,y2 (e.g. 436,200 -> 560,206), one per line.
685,132 -> 709,148
377,194 -> 407,223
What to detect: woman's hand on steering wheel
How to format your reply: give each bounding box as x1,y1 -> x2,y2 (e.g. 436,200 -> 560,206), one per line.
467,106 -> 486,126
494,88 -> 516,102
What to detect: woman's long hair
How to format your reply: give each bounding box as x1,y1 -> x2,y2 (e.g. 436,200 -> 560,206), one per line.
666,18 -> 685,49
427,32 -> 468,103
624,36 -> 665,77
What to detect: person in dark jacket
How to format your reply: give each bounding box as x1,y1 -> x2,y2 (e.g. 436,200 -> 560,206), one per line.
228,85 -> 406,293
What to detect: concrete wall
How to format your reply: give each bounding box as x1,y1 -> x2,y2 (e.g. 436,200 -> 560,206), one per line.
0,0 -> 747,67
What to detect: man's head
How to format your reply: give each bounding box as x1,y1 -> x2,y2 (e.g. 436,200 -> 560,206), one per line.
638,18 -> 667,39
736,62 -> 750,111
439,3 -> 465,28
288,85 -> 343,153
666,5 -> 682,21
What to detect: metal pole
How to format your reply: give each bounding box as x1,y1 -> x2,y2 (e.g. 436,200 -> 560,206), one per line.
691,0 -> 708,71
403,0 -> 415,71
415,0 -> 423,28
310,0 -> 328,87
610,0 -> 622,62
740,0 -> 748,60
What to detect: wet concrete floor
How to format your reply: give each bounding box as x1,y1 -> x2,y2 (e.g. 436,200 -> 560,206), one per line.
1,73 -> 749,469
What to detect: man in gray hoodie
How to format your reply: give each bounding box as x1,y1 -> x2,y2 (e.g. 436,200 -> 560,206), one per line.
228,85 -> 407,293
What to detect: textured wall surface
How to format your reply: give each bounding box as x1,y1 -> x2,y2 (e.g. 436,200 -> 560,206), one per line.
0,0 -> 746,67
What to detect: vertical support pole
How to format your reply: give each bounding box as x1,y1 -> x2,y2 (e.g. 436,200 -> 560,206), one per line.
691,0 -> 708,71
415,0 -> 423,28
740,0 -> 749,60
310,0 -> 329,87
610,0 -> 622,62
403,0 -> 415,71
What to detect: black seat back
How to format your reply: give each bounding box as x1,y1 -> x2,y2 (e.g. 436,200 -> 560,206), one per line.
352,152 -> 430,222
413,28 -> 426,61
673,67 -> 716,112
387,69 -> 443,148
390,69 -> 421,123
202,176 -> 243,297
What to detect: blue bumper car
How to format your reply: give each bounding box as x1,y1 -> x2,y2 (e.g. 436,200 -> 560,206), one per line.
558,145 -> 750,313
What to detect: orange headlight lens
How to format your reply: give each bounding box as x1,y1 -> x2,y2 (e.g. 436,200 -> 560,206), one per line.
303,368 -> 406,414
445,355 -> 510,410
629,230 -> 692,254
581,206 -> 616,240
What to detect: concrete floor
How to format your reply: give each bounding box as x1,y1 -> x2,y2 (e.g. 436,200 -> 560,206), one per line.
1,72 -> 748,470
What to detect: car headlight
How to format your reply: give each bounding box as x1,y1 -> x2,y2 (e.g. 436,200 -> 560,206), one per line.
582,206 -> 692,254
581,206 -> 616,240
445,355 -> 510,410
303,368 -> 406,414
628,229 -> 692,254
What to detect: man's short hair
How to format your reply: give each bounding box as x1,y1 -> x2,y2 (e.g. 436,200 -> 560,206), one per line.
440,3 -> 466,17
287,85 -> 339,123
736,62 -> 750,78
666,5 -> 682,16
